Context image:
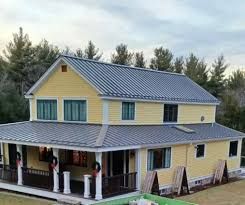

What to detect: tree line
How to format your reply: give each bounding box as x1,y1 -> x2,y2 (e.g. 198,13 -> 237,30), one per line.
0,27 -> 245,135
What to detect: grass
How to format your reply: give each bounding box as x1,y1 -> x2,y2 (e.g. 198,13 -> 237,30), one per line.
0,191 -> 54,205
178,180 -> 245,205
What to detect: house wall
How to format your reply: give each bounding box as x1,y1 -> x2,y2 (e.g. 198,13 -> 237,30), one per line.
31,64 -> 103,123
109,101 -> 216,125
3,143 -> 9,165
139,139 -> 242,188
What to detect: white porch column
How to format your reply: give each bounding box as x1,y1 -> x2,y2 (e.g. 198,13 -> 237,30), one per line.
84,174 -> 91,198
16,144 -> 23,185
95,152 -> 102,200
63,171 -> 71,194
53,148 -> 59,192
135,149 -> 141,190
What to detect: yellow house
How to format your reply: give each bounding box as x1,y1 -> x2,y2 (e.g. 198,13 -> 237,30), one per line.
0,55 -> 243,203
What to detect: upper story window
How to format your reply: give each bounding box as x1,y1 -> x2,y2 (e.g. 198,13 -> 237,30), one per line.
64,100 -> 87,122
196,144 -> 205,158
229,141 -> 238,157
37,99 -> 57,120
122,102 -> 135,120
147,147 -> 171,170
164,104 -> 178,123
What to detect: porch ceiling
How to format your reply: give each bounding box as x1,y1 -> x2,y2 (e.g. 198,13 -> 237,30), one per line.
0,121 -> 243,150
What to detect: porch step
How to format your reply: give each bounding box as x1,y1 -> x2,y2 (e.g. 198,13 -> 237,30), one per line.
56,198 -> 81,205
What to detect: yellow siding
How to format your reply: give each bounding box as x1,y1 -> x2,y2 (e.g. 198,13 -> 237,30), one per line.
140,140 -> 241,187
26,146 -> 49,171
109,101 -> 215,125
3,143 -> 9,165
178,104 -> 216,124
187,140 -> 241,178
109,101 -> 163,124
31,64 -> 102,123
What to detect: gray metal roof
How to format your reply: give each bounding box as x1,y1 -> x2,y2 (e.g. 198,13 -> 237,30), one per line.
0,121 -> 243,149
61,55 -> 219,104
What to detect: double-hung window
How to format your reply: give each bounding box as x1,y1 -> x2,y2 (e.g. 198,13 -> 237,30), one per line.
122,102 -> 135,120
64,100 -> 87,122
148,147 -> 171,170
37,99 -> 57,120
164,104 -> 178,123
229,141 -> 238,157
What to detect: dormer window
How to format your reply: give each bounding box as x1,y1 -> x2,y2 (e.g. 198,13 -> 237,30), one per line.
122,102 -> 135,120
164,104 -> 178,123
37,99 -> 57,120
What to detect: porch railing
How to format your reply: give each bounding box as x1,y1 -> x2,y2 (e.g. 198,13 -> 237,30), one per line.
0,164 -> 17,183
102,172 -> 137,198
22,167 -> 52,190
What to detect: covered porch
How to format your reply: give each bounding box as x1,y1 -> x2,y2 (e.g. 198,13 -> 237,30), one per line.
0,142 -> 139,200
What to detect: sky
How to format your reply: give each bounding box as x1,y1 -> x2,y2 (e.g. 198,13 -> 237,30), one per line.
1,0 -> 245,75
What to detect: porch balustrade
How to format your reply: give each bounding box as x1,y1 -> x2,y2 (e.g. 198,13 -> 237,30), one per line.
89,172 -> 137,198
22,167 -> 52,190
0,164 -> 17,183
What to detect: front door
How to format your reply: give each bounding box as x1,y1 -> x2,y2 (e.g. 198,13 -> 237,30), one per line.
112,151 -> 124,175
8,144 -> 17,168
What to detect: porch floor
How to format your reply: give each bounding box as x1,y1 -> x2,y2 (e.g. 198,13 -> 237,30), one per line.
0,180 -> 140,205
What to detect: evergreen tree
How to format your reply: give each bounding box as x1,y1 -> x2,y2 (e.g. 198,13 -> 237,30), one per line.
207,55 -> 228,97
84,41 -> 102,60
228,70 -> 245,90
173,56 -> 184,73
111,44 -> 133,65
24,39 -> 59,90
150,47 -> 173,71
134,52 -> 146,68
3,27 -> 33,95
184,53 -> 208,88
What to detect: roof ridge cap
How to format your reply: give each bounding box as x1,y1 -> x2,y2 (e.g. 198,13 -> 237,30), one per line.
61,54 -> 185,76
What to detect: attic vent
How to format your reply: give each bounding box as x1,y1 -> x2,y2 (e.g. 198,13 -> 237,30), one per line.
61,65 -> 67,72
175,125 -> 195,133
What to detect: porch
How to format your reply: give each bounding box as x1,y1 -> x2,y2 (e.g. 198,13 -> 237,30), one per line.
0,143 -> 139,201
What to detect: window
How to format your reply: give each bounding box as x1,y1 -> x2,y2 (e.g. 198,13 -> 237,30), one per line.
64,100 -> 87,122
61,65 -> 67,72
122,102 -> 135,120
229,141 -> 238,157
37,100 -> 57,120
164,104 -> 178,122
196,144 -> 205,158
68,151 -> 87,167
148,147 -> 171,170
39,147 -> 53,162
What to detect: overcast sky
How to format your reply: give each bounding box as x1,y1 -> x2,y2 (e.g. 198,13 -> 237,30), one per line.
1,0 -> 245,74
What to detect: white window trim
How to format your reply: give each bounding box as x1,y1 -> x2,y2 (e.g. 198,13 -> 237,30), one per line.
146,146 -> 173,171
120,101 -> 136,122
35,97 -> 59,122
163,104 -> 179,124
62,97 -> 88,123
195,143 -> 206,159
228,140 -> 239,159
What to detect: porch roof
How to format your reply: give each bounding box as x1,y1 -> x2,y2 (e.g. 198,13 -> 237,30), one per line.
0,121 -> 243,150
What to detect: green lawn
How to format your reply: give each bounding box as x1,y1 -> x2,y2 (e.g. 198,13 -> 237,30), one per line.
0,192 -> 54,205
179,180 -> 245,205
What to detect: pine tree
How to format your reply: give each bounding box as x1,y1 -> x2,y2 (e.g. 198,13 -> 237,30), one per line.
207,55 -> 228,97
173,56 -> 184,73
4,27 -> 33,95
84,41 -> 102,60
134,52 -> 146,68
111,44 -> 133,65
184,53 -> 208,88
150,47 -> 173,71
